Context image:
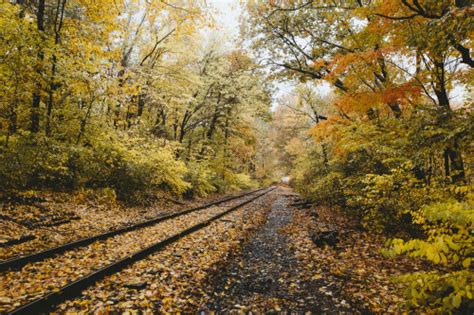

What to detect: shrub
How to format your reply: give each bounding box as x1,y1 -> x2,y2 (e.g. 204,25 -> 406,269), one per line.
184,160 -> 217,198
0,133 -> 190,201
347,164 -> 449,233
384,190 -> 474,312
0,134 -> 75,190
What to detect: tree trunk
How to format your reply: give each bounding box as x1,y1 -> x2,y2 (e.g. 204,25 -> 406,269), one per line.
137,93 -> 145,119
46,0 -> 67,136
222,110 -> 231,182
444,147 -> 451,179
206,106 -> 220,140
76,100 -> 94,144
186,136 -> 192,162
178,110 -> 189,143
31,93 -> 41,133
446,144 -> 466,183
321,143 -> 329,169
8,81 -> 19,139
45,59 -> 57,135
31,0 -> 46,133
432,58 -> 466,183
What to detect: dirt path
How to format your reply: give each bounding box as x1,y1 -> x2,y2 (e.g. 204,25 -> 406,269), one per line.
204,187 -> 352,313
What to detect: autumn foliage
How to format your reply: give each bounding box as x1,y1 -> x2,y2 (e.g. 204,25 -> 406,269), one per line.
1,0 -> 473,312
0,1 -> 271,201
247,0 -> 473,312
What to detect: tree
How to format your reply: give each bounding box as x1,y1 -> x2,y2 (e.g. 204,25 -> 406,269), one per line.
0,1 -> 271,198
245,0 -> 472,182
245,1 -> 473,311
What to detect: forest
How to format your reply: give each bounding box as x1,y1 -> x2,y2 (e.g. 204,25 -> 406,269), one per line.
0,0 -> 473,313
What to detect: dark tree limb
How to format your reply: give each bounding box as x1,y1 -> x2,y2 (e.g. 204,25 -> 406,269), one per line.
452,41 -> 474,68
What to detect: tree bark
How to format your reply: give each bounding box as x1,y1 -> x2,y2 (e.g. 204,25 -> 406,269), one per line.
446,145 -> 466,183
206,93 -> 222,141
222,114 -> 230,181
444,149 -> 450,178
76,100 -> 94,144
137,93 -> 145,119
178,110 -> 190,143
46,0 -> 67,136
432,58 -> 466,183
31,0 -> 45,133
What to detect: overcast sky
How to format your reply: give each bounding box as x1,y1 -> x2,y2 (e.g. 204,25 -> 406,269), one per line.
208,0 -> 242,40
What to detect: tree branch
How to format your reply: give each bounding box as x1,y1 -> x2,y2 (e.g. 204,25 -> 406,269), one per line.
452,41 -> 474,68
374,13 -> 419,20
140,27 -> 176,66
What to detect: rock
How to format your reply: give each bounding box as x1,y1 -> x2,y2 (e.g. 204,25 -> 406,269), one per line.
309,210 -> 319,220
249,277 -> 274,293
290,200 -> 314,209
124,282 -> 147,290
145,268 -> 160,275
310,230 -> 339,247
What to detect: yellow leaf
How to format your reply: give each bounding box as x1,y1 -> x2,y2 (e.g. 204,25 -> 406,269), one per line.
462,258 -> 471,268
312,274 -> 322,280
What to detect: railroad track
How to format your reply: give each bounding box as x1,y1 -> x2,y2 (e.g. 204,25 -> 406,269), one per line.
1,186 -> 275,314
0,187 -> 267,272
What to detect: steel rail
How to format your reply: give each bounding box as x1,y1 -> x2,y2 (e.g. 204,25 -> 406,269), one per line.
9,186 -> 276,315
0,187 -> 268,272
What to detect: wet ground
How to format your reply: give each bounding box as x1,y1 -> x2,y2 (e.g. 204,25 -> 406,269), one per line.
204,188 -> 352,313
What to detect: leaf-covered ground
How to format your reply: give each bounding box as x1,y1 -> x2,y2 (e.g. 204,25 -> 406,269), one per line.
202,188 -> 353,313
283,200 -> 431,313
0,191 -> 245,312
54,192 -> 277,312
1,187 -> 435,313
0,191 -> 224,260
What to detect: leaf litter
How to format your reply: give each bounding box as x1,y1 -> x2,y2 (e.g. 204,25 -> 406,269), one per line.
283,194 -> 430,313
0,192 -> 257,313
55,193 -> 276,313
1,187 -> 431,313
0,190 -> 226,261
